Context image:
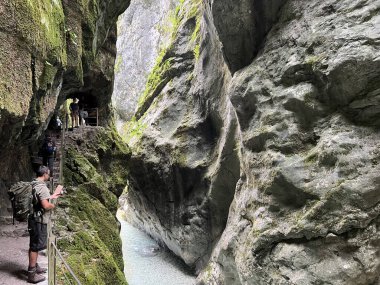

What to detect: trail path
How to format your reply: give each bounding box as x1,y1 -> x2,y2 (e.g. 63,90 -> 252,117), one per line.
0,222 -> 48,285
0,128 -> 65,285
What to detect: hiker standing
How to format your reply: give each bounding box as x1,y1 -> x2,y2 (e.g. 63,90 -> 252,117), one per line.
69,98 -> 80,129
40,134 -> 56,176
28,165 -> 63,283
79,107 -> 88,126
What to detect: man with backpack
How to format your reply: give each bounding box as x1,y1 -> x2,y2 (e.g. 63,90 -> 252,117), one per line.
27,165 -> 63,283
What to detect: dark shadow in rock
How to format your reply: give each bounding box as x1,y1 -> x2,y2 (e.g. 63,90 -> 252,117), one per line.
265,172 -> 319,209
212,0 -> 287,73
245,131 -> 276,152
283,97 -> 325,130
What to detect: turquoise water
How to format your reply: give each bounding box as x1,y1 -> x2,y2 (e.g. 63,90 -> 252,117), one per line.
119,217 -> 196,285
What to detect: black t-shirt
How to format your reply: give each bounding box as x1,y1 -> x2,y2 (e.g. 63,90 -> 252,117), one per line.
70,102 -> 79,111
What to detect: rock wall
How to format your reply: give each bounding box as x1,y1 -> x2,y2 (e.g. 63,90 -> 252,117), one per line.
113,0 -> 177,132
56,127 -> 130,285
0,1 -> 131,284
0,0 -> 129,216
120,0 -> 240,270
118,0 -> 380,283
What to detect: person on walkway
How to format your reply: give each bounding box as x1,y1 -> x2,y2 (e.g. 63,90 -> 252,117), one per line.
40,134 -> 56,177
28,166 -> 63,283
56,116 -> 62,130
69,98 -> 80,129
79,107 -> 88,126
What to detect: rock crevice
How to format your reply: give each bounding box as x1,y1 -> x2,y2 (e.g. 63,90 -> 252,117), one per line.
116,0 -> 380,283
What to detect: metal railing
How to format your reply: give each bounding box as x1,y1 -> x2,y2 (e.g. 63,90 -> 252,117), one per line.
48,234 -> 82,285
83,108 -> 98,126
65,108 -> 99,129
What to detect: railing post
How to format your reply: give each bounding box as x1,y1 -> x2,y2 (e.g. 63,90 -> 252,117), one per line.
96,108 -> 98,126
65,113 -> 69,131
48,234 -> 57,285
59,127 -> 64,185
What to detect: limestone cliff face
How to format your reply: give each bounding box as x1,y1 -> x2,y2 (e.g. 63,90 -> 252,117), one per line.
118,0 -> 380,283
120,0 -> 240,269
113,0 -> 177,131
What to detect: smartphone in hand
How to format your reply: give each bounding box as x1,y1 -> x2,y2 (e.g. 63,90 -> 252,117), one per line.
51,184 -> 64,199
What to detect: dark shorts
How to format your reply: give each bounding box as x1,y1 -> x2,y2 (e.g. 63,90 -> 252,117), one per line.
28,219 -> 47,252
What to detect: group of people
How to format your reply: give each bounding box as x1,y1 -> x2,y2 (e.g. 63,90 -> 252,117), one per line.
70,98 -> 88,129
27,96 -> 92,282
26,96 -> 91,283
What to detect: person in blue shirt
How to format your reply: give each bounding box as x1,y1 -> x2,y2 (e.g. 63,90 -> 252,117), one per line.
69,98 -> 80,128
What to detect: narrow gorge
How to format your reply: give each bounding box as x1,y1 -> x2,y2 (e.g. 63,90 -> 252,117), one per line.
0,0 -> 379,284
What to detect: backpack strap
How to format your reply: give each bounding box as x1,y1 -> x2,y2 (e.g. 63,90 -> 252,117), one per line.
30,181 -> 45,222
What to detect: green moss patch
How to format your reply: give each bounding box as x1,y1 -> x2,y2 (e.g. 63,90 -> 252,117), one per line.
12,0 -> 67,63
122,116 -> 148,146
56,128 -> 130,284
133,0 -> 203,120
57,191 -> 126,285
38,61 -> 58,91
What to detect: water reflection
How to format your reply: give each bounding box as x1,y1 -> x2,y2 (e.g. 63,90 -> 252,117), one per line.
119,214 -> 196,285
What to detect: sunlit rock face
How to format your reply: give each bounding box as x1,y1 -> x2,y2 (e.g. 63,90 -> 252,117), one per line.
116,0 -> 380,283
113,0 -> 177,132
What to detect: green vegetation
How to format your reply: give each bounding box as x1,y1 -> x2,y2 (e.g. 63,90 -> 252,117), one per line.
66,29 -> 79,46
13,0 -> 67,64
173,148 -> 188,166
39,61 -> 58,91
122,116 -> 148,145
189,0 -> 202,60
57,192 -> 127,285
136,53 -> 173,113
305,54 -> 326,69
133,0 -> 203,122
56,128 -> 130,285
305,152 -> 318,164
114,55 -> 123,74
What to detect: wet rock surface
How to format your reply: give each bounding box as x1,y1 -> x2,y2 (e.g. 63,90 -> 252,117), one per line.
117,0 -> 380,283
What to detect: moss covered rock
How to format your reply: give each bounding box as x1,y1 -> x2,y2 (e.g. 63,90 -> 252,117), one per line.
55,127 -> 130,285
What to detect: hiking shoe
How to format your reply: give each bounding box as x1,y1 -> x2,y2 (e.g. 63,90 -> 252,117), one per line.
27,270 -> 46,283
36,263 -> 47,274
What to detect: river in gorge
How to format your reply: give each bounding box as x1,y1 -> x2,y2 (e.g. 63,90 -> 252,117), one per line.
118,213 -> 196,285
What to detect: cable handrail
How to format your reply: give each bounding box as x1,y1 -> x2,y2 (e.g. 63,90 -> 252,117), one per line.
50,240 -> 82,285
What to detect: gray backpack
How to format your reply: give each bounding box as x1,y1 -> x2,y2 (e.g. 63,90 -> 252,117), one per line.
7,181 -> 40,223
